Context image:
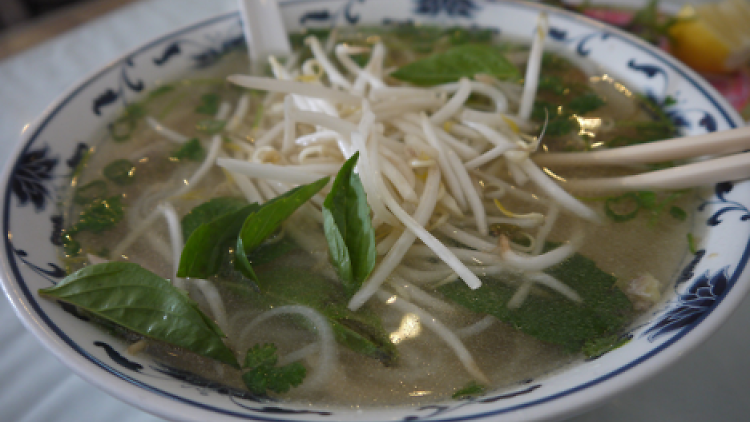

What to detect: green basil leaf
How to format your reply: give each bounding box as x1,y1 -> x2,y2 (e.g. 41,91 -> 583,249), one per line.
181,196 -> 248,240
235,177 -> 329,280
246,236 -> 298,266
178,201 -> 260,279
322,152 -> 376,297
439,248 -> 632,353
390,44 -> 519,86
39,262 -> 239,368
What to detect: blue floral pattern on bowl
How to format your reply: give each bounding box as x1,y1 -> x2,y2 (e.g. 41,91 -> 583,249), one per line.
1,1 -> 747,421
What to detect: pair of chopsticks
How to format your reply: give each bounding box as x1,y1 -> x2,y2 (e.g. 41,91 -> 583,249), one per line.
532,126 -> 750,192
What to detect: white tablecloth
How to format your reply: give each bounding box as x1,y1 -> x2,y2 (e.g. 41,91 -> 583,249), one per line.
1,0 -> 748,421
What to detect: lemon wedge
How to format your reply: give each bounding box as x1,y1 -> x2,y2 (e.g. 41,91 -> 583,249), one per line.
669,0 -> 750,73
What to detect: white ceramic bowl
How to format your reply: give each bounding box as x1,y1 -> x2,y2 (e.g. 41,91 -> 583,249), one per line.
1,1 -> 747,421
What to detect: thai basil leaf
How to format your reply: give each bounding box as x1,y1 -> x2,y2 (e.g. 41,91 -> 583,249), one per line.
246,236 -> 298,266
242,344 -> 306,395
253,267 -> 398,365
235,177 -> 329,280
181,196 -> 248,240
390,44 -> 519,86
322,152 -> 376,297
439,248 -> 632,352
178,201 -> 260,279
39,262 -> 239,368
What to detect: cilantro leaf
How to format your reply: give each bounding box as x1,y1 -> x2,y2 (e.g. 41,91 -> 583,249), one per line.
439,248 -> 632,352
39,262 -> 239,368
323,152 -> 376,297
242,344 -> 306,395
390,44 -> 519,86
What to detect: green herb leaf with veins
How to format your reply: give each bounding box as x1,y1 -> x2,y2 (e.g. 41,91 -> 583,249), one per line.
323,152 -> 377,297
235,177 -> 329,280
178,199 -> 260,279
242,344 -> 306,395
390,44 -> 520,86
39,262 -> 239,368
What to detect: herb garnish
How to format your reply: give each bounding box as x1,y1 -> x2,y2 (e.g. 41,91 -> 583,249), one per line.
39,262 -> 239,368
195,93 -> 222,115
73,180 -> 108,205
322,153 -> 376,297
234,177 -> 329,280
440,248 -> 632,353
178,200 -> 260,279
171,138 -> 205,161
103,159 -> 136,185
390,44 -> 519,86
452,381 -> 486,399
242,344 -> 306,395
108,104 -> 147,142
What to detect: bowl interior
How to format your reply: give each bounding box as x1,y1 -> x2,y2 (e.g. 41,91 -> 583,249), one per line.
1,1 -> 747,422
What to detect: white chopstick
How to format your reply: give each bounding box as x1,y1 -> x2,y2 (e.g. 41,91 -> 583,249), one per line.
238,0 -> 290,63
561,150 -> 750,192
533,126 -> 750,167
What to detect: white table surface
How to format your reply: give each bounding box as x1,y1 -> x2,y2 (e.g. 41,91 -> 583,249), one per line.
1,0 -> 748,421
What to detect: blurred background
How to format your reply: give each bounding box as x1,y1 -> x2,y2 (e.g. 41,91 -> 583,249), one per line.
0,0 -> 136,60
